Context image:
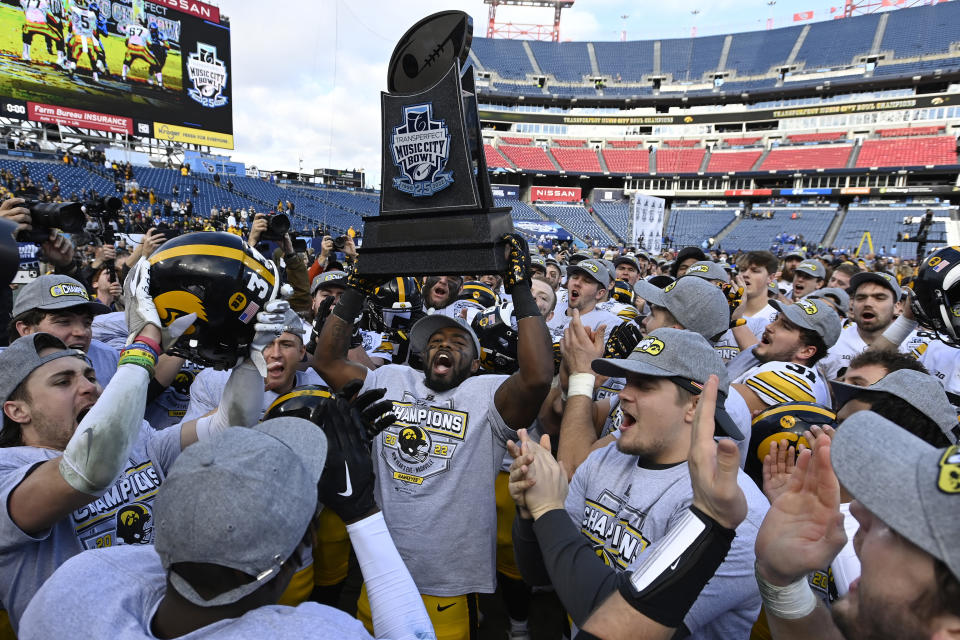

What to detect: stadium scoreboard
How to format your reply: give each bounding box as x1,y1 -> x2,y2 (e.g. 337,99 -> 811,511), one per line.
314,167 -> 365,189
0,0 -> 233,148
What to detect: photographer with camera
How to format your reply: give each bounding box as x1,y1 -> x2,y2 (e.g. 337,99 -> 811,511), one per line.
309,233 -> 358,280
248,213 -> 311,315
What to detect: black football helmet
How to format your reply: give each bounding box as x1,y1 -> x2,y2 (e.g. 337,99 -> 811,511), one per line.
148,232 -> 281,369
458,281 -> 499,309
363,277 -> 424,334
745,401 -> 838,486
263,385 -> 335,422
471,303 -> 519,374
912,246 -> 960,346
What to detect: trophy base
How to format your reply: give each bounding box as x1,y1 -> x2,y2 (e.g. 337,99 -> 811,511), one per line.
357,207 -> 514,277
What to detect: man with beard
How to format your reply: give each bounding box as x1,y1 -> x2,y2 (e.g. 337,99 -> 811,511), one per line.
422,275 -> 461,311
544,257 -> 562,291
753,412 -> 960,640
819,271 -> 906,380
313,236 -> 553,640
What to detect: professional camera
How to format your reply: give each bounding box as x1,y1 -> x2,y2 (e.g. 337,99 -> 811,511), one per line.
260,213 -> 291,241
16,201 -> 86,242
332,235 -> 349,250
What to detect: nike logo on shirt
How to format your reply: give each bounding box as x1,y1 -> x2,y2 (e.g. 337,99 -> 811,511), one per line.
436,603 -> 456,612
337,461 -> 353,497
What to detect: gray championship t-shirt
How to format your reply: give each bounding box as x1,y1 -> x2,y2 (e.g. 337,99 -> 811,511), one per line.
0,421 -> 181,630
566,443 -> 769,639
361,365 -> 515,596
19,545 -> 375,640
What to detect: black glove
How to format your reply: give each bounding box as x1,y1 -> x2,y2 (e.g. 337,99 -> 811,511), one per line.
345,260 -> 382,297
716,281 -> 745,329
502,233 -> 531,291
317,380 -> 395,523
604,321 -> 643,360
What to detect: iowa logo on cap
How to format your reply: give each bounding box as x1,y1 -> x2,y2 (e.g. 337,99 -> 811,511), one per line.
937,445 -> 960,494
49,283 -> 89,299
687,264 -> 710,273
664,281 -> 677,293
633,336 -> 665,356
800,261 -> 818,270
795,299 -> 819,315
581,262 -> 599,273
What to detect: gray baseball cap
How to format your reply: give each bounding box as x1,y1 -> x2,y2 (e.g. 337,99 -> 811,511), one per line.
832,411 -> 960,580
409,314 -> 481,360
591,328 -> 743,440
770,298 -> 841,348
794,260 -> 826,280
806,287 -> 850,316
12,274 -> 110,318
567,259 -> 613,288
849,270 -> 901,299
0,333 -> 89,404
530,255 -> 547,272
154,417 -> 327,607
545,256 -> 560,269
634,276 -> 729,339
682,261 -> 731,284
784,250 -> 806,260
830,369 -> 959,444
310,270 -> 348,295
569,250 -> 593,265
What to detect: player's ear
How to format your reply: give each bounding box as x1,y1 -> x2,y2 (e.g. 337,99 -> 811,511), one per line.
470,358 -> 480,374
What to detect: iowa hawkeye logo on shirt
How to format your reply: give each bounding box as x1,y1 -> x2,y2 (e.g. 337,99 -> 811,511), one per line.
381,395 -> 470,486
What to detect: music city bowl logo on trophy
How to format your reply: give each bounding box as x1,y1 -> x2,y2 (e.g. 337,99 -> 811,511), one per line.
359,10 -> 513,277
390,103 -> 452,197
186,42 -> 228,108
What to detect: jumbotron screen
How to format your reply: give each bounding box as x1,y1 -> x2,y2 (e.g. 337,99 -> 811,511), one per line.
0,0 -> 233,148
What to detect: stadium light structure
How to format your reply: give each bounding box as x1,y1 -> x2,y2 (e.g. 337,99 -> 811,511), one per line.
834,0 -> 938,18
484,0 -> 575,42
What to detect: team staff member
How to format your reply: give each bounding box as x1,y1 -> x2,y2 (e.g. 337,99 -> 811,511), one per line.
0,261 -> 282,630
314,235 -> 553,640
512,329 -> 768,638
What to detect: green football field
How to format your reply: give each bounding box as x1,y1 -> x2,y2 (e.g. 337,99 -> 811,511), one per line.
0,3 -> 182,109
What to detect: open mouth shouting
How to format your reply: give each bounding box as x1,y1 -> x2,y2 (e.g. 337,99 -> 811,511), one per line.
432,351 -> 454,376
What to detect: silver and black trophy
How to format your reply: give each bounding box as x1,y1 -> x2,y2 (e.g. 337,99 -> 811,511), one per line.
358,10 -> 513,276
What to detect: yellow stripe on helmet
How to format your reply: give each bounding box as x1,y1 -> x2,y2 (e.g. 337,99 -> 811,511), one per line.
149,244 -> 276,287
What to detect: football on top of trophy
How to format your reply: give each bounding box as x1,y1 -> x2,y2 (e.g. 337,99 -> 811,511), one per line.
388,11 -> 473,94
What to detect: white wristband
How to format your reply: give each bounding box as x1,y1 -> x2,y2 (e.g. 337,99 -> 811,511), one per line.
567,372 -> 596,398
881,315 -> 918,347
756,566 -> 818,620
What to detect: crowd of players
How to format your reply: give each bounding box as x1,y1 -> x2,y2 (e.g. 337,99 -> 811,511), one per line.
0,192 -> 958,640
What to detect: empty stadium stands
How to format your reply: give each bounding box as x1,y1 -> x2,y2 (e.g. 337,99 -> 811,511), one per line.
539,204 -> 616,246
795,13 -> 881,69
855,136 -> 959,168
500,146 -> 557,172
666,208 -> 737,247
706,150 -> 763,173
607,140 -> 644,148
724,25 -> 805,76
833,207 -> 949,258
877,126 -> 945,137
592,200 -> 630,240
724,137 -> 763,147
879,1 -> 960,58
601,149 -> 650,174
551,148 -> 602,173
495,197 -> 544,221
785,132 -> 849,144
553,139 -> 587,147
720,208 -> 836,252
528,41 -> 592,82
485,145 -> 513,170
759,145 -> 853,171
655,148 -> 706,173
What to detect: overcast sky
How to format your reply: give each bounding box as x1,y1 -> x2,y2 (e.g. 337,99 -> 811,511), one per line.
224,0 -> 870,187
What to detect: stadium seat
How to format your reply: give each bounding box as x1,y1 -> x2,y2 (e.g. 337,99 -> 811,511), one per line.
499,146 -> 557,172
656,149 -> 706,173
551,148 -> 602,173
759,145 -> 852,170
601,149 -> 650,174
485,145 -> 513,169
706,150 -> 763,173
855,136 -> 958,168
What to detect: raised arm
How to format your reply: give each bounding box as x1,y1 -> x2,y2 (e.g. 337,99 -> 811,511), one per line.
494,235 -> 554,429
312,277 -> 375,392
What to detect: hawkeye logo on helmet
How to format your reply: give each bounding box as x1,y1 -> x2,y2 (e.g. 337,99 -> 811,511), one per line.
155,291 -> 208,334
937,445 -> 960,494
796,299 -> 818,315
49,283 -> 89,299
633,337 -> 665,356
390,102 -> 453,197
